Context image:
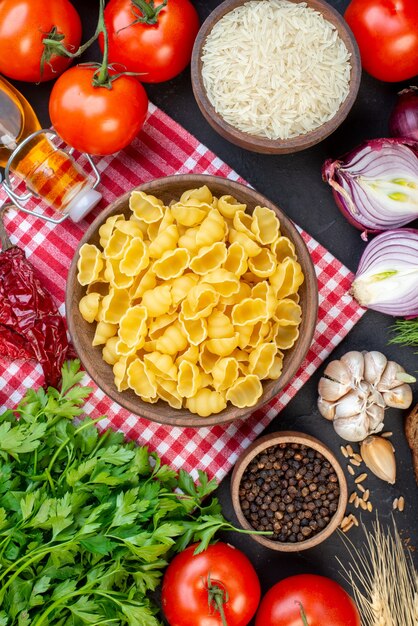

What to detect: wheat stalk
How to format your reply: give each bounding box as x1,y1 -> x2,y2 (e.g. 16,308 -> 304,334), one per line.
337,516 -> 418,626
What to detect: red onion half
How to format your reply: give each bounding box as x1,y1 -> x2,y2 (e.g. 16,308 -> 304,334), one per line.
352,229 -> 418,317
323,138 -> 418,238
389,87 -> 418,141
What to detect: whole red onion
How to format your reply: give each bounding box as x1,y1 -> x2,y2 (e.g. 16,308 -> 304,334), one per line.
389,87 -> 418,141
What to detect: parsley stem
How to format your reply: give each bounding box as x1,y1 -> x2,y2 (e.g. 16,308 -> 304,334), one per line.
47,417 -> 103,476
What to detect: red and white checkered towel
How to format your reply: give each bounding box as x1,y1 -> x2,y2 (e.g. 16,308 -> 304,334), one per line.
0,103 -> 365,481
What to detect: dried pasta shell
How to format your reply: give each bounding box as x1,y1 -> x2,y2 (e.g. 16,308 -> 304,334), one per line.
268,353 -> 284,380
235,323 -> 254,350
115,337 -> 144,357
129,190 -> 165,223
177,344 -> 199,364
102,336 -> 119,365
229,229 -> 261,257
156,378 -> 183,409
104,258 -> 134,290
207,310 -> 234,339
223,241 -> 248,276
99,213 -> 124,248
104,228 -> 131,260
196,209 -> 226,247
180,185 -> 213,205
79,292 -> 101,323
127,358 -> 157,397
177,360 -> 202,398
271,236 -> 296,263
247,321 -> 271,348
171,273 -> 200,305
148,224 -> 179,259
199,342 -> 221,374
186,388 -> 226,417
92,321 -> 118,347
248,248 -> 277,277
275,324 -> 300,349
233,210 -> 256,240
206,333 -> 240,357
251,206 -> 280,245
115,220 -> 144,239
201,268 -> 240,298
153,248 -> 191,280
113,355 -> 135,392
181,284 -> 219,320
270,257 -> 304,298
232,298 -> 268,326
249,342 -> 277,379
189,242 -> 227,275
118,305 -> 148,348
179,314 -> 207,346
226,375 -> 263,408
212,357 -> 239,392
77,243 -> 104,286
171,202 -> 208,227
101,287 -> 131,324
217,195 -> 246,219
119,237 -> 149,276
156,321 -> 188,355
251,281 -> 277,317
274,299 -> 302,326
130,267 -> 157,300
142,284 -> 172,317
221,281 -> 252,306
144,352 -> 178,381
178,227 -> 199,254
148,313 -> 178,340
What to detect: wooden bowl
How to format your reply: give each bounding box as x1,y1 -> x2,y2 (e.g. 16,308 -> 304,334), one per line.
66,174 -> 318,428
231,431 -> 348,550
191,0 -> 361,154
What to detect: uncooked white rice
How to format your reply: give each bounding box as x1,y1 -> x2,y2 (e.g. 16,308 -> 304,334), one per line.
201,0 -> 351,140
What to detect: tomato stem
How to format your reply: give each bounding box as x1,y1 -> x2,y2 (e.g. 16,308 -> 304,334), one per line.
204,574 -> 229,626
131,0 -> 168,25
296,601 -> 309,626
93,0 -> 111,88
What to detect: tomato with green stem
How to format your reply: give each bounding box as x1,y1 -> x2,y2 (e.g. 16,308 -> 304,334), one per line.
345,0 -> 418,82
255,574 -> 361,626
49,0 -> 148,155
161,542 -> 261,626
100,0 -> 200,83
0,0 -> 81,83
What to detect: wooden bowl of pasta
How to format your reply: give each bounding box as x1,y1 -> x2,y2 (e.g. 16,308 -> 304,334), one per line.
66,174 -> 318,427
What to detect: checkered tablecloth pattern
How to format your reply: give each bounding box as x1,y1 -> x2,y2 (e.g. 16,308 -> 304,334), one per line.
0,103 -> 365,481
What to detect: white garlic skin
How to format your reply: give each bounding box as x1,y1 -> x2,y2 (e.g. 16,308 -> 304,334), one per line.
317,350 -> 413,443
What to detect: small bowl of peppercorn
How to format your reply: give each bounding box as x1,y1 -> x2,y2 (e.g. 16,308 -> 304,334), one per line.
231,431 -> 348,551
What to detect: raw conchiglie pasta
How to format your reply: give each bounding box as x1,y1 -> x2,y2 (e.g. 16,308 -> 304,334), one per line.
129,190 -> 165,223
186,388 -> 226,417
226,375 -> 263,408
77,185 -> 304,417
251,206 -> 280,245
79,292 -> 101,323
77,244 -> 104,286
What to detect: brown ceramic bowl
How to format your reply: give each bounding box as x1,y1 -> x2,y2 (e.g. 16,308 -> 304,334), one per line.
231,431 -> 348,550
66,174 -> 318,428
191,0 -> 361,154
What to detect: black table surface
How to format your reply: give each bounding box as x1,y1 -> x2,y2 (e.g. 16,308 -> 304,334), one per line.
9,0 -> 418,620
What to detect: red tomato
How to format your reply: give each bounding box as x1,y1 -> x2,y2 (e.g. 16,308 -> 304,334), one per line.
49,66 -> 148,155
255,574 -> 361,626
345,0 -> 418,82
0,0 -> 81,83
100,0 -> 200,83
161,543 -> 261,626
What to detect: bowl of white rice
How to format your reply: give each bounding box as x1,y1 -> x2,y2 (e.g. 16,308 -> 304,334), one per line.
191,0 -> 361,154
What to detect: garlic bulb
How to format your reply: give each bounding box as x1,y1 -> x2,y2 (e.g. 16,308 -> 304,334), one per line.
318,350 -> 414,442
360,436 -> 396,484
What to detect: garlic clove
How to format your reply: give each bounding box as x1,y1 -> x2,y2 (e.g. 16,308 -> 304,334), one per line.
383,384 -> 413,409
333,411 -> 370,442
360,435 -> 396,484
364,351 -> 387,385
324,359 -> 353,385
366,404 -> 385,431
334,390 -> 365,419
318,397 -> 335,420
340,351 -> 364,384
377,361 -> 406,392
318,377 -> 351,402
368,387 -> 385,408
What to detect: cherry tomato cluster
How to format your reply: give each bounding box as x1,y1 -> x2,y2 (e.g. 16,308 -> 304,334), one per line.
161,543 -> 361,626
0,0 -> 199,155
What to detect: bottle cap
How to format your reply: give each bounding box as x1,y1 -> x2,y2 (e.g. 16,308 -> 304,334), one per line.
67,188 -> 102,223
